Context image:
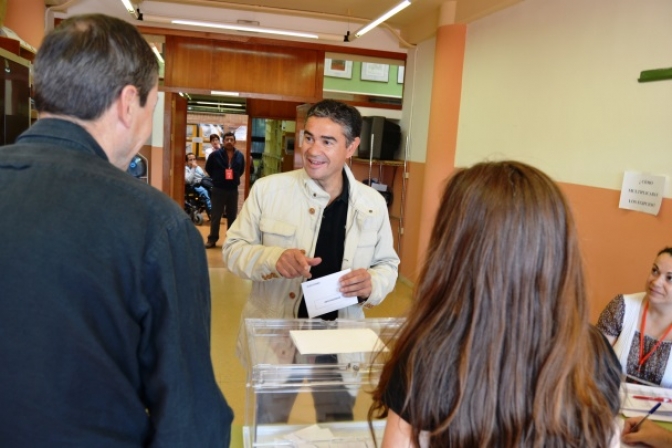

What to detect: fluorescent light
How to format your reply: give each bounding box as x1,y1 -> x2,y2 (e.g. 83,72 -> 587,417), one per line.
172,19 -> 320,39
150,43 -> 164,64
142,15 -> 344,42
196,101 -> 243,107
355,0 -> 411,38
211,91 -> 240,97
119,0 -> 135,14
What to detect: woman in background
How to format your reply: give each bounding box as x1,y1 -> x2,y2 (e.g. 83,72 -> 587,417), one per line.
598,247 -> 672,387
369,161 -> 621,447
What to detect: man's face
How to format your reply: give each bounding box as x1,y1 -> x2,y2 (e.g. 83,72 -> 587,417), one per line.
302,116 -> 359,190
223,135 -> 236,150
187,155 -> 197,167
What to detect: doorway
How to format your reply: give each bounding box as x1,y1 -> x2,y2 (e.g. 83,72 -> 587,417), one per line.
249,118 -> 296,190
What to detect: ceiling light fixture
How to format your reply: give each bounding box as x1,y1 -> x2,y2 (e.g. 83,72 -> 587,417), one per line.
196,101 -> 243,107
150,43 -> 164,64
173,19 -> 320,39
119,0 -> 139,19
140,15 -> 345,42
211,91 -> 240,97
354,0 -> 411,38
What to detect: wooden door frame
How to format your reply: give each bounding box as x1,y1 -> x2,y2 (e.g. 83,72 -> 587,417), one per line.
162,91 -> 187,205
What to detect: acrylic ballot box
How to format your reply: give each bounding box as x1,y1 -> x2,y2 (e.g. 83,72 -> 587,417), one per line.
242,318 -> 404,448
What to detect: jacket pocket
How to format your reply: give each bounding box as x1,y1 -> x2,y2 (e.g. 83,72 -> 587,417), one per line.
355,206 -> 382,232
354,230 -> 378,265
260,217 -> 296,247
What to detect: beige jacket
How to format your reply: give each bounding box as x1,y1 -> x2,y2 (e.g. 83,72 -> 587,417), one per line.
223,166 -> 400,357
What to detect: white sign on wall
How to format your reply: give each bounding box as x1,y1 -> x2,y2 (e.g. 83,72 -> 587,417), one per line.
619,172 -> 666,216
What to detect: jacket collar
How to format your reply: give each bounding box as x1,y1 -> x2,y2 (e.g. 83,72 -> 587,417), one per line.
300,164 -> 357,200
17,118 -> 109,162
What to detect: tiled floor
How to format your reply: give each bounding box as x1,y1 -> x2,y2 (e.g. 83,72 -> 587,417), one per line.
194,221 -> 414,446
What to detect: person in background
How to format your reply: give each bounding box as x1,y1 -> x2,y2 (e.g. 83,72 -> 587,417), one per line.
202,125 -> 221,161
206,132 -> 221,161
185,152 -> 212,215
622,417 -> 672,447
369,161 -> 621,447
205,132 -> 245,248
204,135 -> 216,160
223,99 -> 399,422
0,14 -> 232,447
597,248 -> 672,387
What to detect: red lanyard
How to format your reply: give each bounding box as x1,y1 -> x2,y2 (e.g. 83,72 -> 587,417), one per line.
638,300 -> 672,370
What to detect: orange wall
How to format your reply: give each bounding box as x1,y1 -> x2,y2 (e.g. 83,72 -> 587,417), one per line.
399,161 -> 425,283
416,24 -> 467,273
561,183 -> 672,323
5,0 -> 44,49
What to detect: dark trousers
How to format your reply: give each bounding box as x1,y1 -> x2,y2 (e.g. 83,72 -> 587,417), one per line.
255,354 -> 356,425
207,187 -> 238,243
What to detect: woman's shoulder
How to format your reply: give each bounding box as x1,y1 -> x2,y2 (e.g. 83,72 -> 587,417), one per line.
597,295 -> 626,336
621,292 -> 647,306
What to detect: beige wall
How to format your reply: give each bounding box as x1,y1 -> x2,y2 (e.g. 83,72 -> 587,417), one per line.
457,0 -> 672,196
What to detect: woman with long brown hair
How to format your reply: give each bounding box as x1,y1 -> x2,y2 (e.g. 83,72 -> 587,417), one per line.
369,161 -> 621,447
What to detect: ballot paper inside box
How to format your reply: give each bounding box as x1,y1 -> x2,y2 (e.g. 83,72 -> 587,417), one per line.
242,318 -> 404,448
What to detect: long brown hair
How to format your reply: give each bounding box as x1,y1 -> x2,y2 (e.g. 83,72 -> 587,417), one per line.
370,161 -> 619,447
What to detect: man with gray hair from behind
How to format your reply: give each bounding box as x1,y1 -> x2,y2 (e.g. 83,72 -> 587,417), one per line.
0,14 -> 232,447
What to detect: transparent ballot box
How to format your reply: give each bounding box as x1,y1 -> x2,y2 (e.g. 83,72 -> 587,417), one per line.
242,318 -> 404,448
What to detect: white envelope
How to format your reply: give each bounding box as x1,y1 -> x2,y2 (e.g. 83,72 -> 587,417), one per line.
300,268 -> 357,318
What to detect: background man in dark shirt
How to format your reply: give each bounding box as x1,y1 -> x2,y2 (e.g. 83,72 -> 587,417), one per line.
205,132 -> 245,248
0,14 -> 232,447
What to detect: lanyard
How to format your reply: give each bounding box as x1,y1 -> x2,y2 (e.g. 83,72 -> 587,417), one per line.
638,300 -> 672,370
220,149 -> 234,169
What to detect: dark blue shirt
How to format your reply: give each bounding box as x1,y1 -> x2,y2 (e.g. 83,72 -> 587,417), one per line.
0,119 -> 233,447
205,148 -> 245,190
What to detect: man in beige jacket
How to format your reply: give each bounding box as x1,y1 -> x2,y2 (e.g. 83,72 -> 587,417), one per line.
223,99 -> 399,422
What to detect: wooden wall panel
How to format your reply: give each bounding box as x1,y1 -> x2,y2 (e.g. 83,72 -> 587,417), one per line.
210,41 -> 320,98
164,35 -> 322,99
247,99 -> 304,119
165,36 -> 214,89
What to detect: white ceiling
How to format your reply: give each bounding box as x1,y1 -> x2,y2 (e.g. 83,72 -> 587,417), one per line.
45,0 -> 522,45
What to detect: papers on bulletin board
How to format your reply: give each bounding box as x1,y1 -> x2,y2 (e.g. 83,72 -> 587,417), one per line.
621,382 -> 672,422
301,269 -> 357,318
619,172 -> 665,215
290,328 -> 388,355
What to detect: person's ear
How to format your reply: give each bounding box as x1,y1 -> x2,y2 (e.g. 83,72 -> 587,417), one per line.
346,136 -> 360,158
116,85 -> 138,129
